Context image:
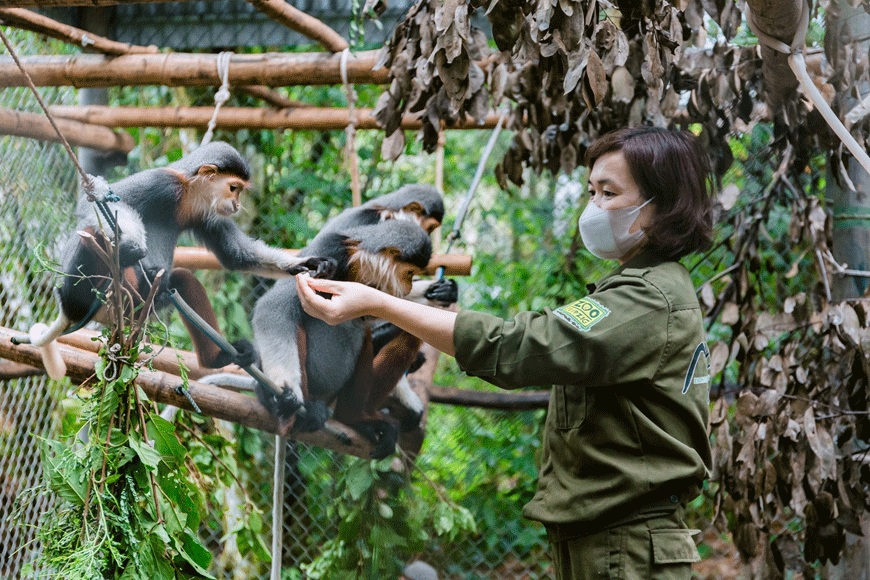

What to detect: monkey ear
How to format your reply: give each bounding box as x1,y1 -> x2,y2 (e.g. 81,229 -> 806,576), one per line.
403,201 -> 425,215
197,164 -> 219,178
380,246 -> 402,260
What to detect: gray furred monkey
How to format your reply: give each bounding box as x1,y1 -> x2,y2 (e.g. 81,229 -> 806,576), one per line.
28,142 -> 335,380
252,219 -> 433,459
311,184 -> 445,237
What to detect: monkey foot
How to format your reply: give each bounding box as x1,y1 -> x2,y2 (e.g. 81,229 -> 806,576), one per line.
352,420 -> 399,460
290,399 -> 331,433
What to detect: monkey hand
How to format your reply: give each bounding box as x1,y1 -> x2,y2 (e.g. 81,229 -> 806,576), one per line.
352,420 -> 399,460
424,277 -> 458,306
290,400 -> 331,433
286,256 -> 338,279
210,338 -> 258,369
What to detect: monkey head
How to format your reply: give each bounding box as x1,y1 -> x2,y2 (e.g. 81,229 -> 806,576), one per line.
364,184 -> 445,233
344,220 -> 433,297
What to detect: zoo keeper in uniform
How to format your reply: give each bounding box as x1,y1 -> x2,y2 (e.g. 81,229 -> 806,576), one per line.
296,126 -> 715,580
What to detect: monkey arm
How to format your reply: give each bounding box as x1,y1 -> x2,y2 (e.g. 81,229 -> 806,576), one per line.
191,219 -> 336,278
296,274 -> 458,357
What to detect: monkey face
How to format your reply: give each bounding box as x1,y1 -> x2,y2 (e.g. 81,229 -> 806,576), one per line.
211,176 -> 248,216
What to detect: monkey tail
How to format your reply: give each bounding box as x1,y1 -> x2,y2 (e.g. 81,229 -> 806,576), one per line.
198,372 -> 257,392
29,319 -> 68,381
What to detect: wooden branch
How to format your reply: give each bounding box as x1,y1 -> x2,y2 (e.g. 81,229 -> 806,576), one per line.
428,384 -> 550,410
245,0 -> 347,53
173,246 -> 472,277
237,85 -> 313,109
0,8 -> 157,55
0,50 -> 387,88
47,105 -> 504,132
0,0 -> 196,6
0,325 -> 376,458
0,106 -> 135,152
47,104 -> 503,132
0,358 -> 43,379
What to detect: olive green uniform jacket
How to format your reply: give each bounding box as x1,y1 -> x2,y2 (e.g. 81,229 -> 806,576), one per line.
453,248 -> 712,534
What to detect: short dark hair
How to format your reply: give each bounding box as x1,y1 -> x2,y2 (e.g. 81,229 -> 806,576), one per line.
585,127 -> 714,259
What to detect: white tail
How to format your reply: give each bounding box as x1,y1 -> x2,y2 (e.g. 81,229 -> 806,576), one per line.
29,320 -> 68,380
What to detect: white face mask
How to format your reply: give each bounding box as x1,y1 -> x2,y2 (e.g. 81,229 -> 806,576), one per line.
578,198 -> 652,260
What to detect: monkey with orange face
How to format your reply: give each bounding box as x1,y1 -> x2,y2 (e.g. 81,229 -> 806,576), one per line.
27,142 -> 335,379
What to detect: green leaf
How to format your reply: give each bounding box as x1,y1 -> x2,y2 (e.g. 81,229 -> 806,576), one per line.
128,434 -> 162,470
346,461 -> 373,501
172,530 -> 215,578
146,415 -> 186,464
40,439 -> 88,506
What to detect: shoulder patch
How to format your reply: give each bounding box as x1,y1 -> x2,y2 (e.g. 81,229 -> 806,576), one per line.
555,297 -> 610,332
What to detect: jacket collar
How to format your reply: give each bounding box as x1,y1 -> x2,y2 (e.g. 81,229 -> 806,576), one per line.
592,246 -> 670,290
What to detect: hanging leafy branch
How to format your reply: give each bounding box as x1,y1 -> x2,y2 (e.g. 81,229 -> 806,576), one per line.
14,224 -> 242,579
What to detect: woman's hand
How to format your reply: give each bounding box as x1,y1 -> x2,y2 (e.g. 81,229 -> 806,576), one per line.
296,273 -> 384,324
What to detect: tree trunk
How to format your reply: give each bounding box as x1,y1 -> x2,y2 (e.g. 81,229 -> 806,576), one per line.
743,0 -> 804,111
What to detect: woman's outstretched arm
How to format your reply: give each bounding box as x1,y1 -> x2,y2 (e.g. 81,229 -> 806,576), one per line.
295,273 -> 458,357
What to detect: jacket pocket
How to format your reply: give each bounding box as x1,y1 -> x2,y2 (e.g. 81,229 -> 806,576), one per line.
650,529 -> 701,564
554,384 -> 586,430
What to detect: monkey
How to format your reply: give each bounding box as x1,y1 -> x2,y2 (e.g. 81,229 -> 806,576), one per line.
312,184 -> 445,237
249,218 -> 434,459
22,141 -> 335,380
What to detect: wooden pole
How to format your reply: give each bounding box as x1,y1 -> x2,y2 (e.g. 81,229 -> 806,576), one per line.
245,0 -> 347,53
0,105 -> 134,151
47,105 -> 505,132
0,51 -> 388,88
0,325 -> 376,458
0,0 -> 205,6
0,8 -> 158,55
172,246 -> 472,277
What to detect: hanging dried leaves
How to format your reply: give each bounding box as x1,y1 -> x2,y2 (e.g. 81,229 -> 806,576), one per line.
372,1 -> 870,574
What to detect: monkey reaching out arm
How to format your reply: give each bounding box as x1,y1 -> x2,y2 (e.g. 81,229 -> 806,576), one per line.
27,141 -> 336,379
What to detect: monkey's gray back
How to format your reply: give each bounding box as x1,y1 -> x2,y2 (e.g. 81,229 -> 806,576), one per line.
252,278 -> 366,403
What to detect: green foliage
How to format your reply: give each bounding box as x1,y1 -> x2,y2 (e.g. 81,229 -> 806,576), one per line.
301,456 -> 476,579
19,344 -> 216,579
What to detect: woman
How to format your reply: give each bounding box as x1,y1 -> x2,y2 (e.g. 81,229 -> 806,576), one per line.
297,127 -> 715,580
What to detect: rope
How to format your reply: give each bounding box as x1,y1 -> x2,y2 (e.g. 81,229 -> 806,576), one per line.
745,0 -> 870,179
201,51 -> 233,146
340,48 -> 361,206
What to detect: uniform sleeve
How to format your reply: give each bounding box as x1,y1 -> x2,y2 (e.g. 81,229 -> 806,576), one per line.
453,275 -> 671,389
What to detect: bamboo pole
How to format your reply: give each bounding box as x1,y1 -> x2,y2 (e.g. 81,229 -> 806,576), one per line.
237,85 -> 313,109
0,325 -> 376,458
173,246 -> 472,277
47,105 -> 504,132
0,105 -> 135,151
245,0 -> 347,53
0,0 -> 193,5
0,50 -> 388,88
0,8 -> 158,54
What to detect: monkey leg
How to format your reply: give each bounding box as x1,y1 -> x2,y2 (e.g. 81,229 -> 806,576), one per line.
288,326 -> 331,435
368,331 -> 422,416
58,227 -> 112,322
168,268 -> 255,369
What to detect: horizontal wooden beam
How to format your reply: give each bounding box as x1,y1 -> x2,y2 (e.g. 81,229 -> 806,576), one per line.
0,325 -> 376,458
0,105 -> 135,152
174,246 -> 472,277
0,50 -> 387,88
47,104 -> 502,132
428,384 -> 549,410
0,0 -> 215,7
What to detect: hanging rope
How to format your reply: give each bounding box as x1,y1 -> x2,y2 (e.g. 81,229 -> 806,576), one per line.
745,0 -> 870,179
201,51 -> 233,146
340,48 -> 361,206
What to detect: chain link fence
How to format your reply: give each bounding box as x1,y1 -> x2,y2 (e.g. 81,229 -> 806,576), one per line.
0,28 -> 551,580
